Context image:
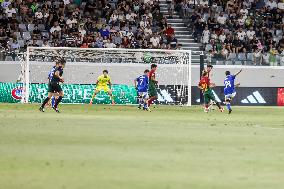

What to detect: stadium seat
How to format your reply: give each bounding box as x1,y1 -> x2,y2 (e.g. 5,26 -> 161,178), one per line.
247,53 -> 253,60
280,59 -> 284,66
276,30 -> 283,36
14,32 -> 22,39
246,53 -> 254,65
38,24 -> 46,31
237,53 -> 246,65
216,60 -> 224,65
227,53 -> 236,60
23,32 -> 31,40
5,56 -> 13,61
41,32 -> 49,38
28,24 -> 35,32
19,24 -> 27,31
18,40 -> 25,48
225,61 -> 233,65
276,55 -> 281,65
37,40 -> 43,46
14,56 -> 20,61
234,61 -> 243,65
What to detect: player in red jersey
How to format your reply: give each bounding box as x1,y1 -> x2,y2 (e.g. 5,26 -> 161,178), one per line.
146,64 -> 158,111
198,71 -> 224,113
203,64 -> 215,110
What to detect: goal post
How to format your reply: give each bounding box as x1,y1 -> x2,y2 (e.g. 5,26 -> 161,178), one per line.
23,47 -> 192,106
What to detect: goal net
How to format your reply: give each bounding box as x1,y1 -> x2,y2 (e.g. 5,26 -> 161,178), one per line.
23,47 -> 191,106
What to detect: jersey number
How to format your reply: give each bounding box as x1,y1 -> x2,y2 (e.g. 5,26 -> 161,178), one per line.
225,80 -> 231,88
139,79 -> 144,86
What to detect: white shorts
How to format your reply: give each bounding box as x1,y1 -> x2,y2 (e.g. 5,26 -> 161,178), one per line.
225,92 -> 236,100
138,92 -> 149,99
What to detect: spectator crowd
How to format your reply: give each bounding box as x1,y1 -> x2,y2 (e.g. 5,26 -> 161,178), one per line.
173,0 -> 284,66
0,0 -> 283,66
0,0 -> 181,61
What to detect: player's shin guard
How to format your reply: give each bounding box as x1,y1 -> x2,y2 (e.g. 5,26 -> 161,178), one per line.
54,96 -> 63,108
41,97 -> 50,108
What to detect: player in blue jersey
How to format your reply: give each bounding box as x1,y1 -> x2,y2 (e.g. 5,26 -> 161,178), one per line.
224,69 -> 242,114
47,62 -> 59,108
134,69 -> 150,111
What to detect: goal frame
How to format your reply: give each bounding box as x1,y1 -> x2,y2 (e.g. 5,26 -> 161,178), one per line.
24,47 -> 192,106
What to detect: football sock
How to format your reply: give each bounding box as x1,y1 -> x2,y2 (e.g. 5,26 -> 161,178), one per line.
54,96 -> 63,108
110,95 -> 114,102
226,103 -> 231,110
41,97 -> 50,108
51,96 -> 55,107
143,102 -> 148,108
216,102 -> 222,109
148,97 -> 157,107
139,98 -> 143,106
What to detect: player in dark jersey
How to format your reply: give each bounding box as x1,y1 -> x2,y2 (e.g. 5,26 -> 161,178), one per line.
39,59 -> 66,113
47,62 -> 59,108
147,64 -> 158,111
224,69 -> 242,114
134,69 -> 149,110
198,71 -> 224,113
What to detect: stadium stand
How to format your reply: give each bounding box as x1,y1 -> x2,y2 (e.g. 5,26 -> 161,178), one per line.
0,0 -> 283,66
173,0 -> 284,65
0,0 -> 179,60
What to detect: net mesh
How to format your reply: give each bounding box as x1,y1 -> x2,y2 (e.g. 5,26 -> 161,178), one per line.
24,47 -> 191,105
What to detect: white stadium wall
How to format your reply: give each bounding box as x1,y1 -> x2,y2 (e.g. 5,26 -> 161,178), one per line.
0,62 -> 283,87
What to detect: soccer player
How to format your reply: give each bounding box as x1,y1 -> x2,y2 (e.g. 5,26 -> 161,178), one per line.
224,69 -> 242,114
198,71 -> 224,113
39,59 -> 66,113
205,64 -> 213,74
134,69 -> 149,110
47,62 -> 59,108
90,70 -> 115,105
146,64 -> 158,111
203,64 -> 214,110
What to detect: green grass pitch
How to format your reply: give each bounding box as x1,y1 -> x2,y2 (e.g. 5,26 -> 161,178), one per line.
0,103 -> 284,189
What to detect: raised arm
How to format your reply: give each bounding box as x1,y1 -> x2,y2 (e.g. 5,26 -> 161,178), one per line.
234,69 -> 242,77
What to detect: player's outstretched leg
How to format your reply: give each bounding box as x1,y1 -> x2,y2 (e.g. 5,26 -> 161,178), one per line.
90,90 -> 99,105
225,98 -> 232,114
207,92 -> 224,113
142,94 -> 150,111
107,89 -> 115,105
39,92 -> 53,112
147,96 -> 157,107
138,95 -> 143,109
53,91 -> 64,113
215,101 -> 224,112
204,104 -> 209,113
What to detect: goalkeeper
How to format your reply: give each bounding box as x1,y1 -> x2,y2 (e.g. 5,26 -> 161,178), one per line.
90,70 -> 115,105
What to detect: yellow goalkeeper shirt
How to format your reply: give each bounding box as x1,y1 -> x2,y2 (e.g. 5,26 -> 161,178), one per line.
97,75 -> 111,86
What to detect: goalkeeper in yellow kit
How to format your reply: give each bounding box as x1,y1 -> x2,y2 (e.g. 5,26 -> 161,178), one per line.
90,70 -> 115,105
